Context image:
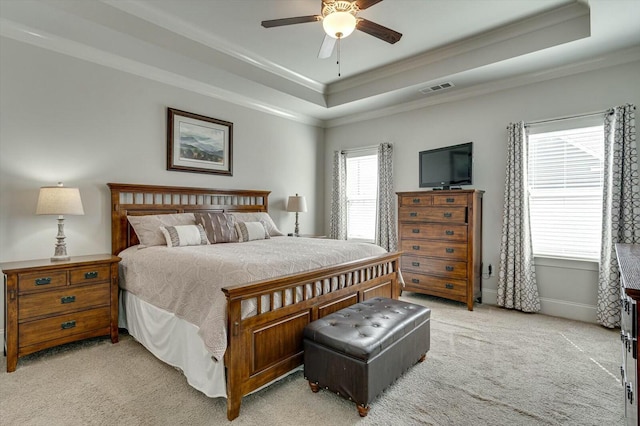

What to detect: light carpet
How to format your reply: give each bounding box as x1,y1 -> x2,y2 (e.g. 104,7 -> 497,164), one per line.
0,293 -> 623,425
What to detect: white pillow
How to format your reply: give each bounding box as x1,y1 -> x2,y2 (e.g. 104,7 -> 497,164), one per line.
160,224 -> 209,247
127,213 -> 196,247
229,212 -> 284,237
235,221 -> 270,242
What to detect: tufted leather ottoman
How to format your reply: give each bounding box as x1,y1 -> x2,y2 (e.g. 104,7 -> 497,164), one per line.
303,297 -> 431,417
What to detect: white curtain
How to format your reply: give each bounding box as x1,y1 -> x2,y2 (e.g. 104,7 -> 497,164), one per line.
497,122 -> 541,312
375,143 -> 397,252
329,150 -> 347,240
597,104 -> 639,328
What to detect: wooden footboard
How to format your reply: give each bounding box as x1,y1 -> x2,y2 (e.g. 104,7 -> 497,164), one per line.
222,252 -> 401,421
107,183 -> 401,421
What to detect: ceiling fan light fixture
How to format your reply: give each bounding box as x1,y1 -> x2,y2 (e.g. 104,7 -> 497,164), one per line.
322,1 -> 358,39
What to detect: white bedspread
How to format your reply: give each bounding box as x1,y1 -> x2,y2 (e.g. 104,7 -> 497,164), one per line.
118,237 -> 386,360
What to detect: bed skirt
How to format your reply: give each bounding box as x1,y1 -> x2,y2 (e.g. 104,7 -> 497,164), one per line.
118,290 -> 228,398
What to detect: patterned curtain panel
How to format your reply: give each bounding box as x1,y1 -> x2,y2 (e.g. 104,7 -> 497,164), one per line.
329,150 -> 348,240
375,143 -> 397,252
597,104 -> 639,328
497,122 -> 541,312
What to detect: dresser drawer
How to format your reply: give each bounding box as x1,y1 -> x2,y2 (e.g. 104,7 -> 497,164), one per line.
399,194 -> 432,207
403,272 -> 467,297
399,206 -> 467,223
18,283 -> 110,320
69,265 -> 111,285
401,240 -> 467,261
18,271 -> 67,293
19,307 -> 111,348
402,256 -> 467,279
433,194 -> 468,206
399,223 -> 468,242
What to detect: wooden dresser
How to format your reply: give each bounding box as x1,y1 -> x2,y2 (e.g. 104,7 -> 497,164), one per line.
2,254 -> 120,372
397,190 -> 483,310
617,243 -> 640,425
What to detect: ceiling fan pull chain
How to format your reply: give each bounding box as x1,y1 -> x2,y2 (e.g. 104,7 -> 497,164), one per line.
337,34 -> 342,77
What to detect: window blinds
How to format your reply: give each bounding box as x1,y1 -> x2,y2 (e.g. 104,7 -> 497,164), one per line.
346,153 -> 378,242
527,125 -> 604,260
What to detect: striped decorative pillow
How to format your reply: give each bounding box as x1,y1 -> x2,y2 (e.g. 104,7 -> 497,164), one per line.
195,212 -> 238,243
159,224 -> 209,247
235,221 -> 270,242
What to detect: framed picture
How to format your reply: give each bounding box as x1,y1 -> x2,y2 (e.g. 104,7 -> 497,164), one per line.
167,108 -> 233,176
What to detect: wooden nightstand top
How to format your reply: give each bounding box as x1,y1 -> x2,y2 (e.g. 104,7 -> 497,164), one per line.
1,254 -> 120,273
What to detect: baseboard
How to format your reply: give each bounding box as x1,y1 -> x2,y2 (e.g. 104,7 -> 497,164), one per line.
482,289 -> 597,323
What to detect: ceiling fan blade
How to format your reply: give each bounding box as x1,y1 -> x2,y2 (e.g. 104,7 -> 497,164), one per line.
318,35 -> 336,58
261,15 -> 321,28
356,0 -> 384,10
356,18 -> 402,44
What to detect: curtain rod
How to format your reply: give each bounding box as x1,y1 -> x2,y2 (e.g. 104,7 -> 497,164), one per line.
340,144 -> 379,154
524,108 -> 613,127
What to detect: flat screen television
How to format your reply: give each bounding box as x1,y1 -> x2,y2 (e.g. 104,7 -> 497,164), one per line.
419,142 -> 473,189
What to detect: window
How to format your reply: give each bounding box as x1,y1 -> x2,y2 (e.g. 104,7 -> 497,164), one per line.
346,152 -> 378,242
527,121 -> 604,261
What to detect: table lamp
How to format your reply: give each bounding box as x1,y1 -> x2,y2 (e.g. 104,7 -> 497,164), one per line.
286,193 -> 307,237
36,182 -> 84,261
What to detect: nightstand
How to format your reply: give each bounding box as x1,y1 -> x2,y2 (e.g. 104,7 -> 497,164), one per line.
2,254 -> 120,372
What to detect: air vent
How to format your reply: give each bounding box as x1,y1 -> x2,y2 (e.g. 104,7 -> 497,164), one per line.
419,82 -> 455,94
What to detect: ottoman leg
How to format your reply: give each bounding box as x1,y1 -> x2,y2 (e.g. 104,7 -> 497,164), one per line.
309,381 -> 320,393
418,353 -> 427,363
357,404 -> 370,417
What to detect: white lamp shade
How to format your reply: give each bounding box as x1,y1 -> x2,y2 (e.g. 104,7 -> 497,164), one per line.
322,11 -> 356,38
36,185 -> 84,215
287,194 -> 308,213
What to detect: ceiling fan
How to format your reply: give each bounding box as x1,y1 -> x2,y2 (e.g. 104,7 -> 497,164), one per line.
261,0 -> 402,59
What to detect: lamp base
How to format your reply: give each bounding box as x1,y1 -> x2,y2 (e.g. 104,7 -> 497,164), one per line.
51,216 -> 70,262
51,254 -> 71,262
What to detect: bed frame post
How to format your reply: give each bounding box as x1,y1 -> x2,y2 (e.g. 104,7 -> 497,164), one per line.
225,299 -> 244,421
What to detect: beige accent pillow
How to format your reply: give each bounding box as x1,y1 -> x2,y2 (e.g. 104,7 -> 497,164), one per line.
127,213 -> 196,248
195,212 -> 239,243
235,221 -> 270,242
229,212 -> 284,237
160,224 -> 209,247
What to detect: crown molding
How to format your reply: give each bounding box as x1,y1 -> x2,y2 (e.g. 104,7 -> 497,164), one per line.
101,0 -> 327,95
0,18 -> 323,127
325,46 -> 640,128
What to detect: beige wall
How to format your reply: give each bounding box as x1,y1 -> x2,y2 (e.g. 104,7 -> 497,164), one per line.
324,60 -> 640,322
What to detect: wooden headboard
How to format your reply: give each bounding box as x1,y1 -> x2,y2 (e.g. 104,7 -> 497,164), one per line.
107,183 -> 270,255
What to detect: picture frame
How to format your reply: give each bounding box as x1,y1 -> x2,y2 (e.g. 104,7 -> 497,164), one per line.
167,108 -> 233,176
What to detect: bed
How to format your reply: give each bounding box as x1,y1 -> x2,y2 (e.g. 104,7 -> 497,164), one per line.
108,183 -> 402,420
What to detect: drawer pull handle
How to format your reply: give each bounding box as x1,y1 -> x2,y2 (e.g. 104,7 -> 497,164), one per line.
445,230 -> 454,236
61,295 -> 76,304
446,266 -> 454,272
412,278 -> 420,284
61,320 -> 76,330
446,198 -> 455,203
412,245 -> 420,250
412,229 -> 420,234
443,212 -> 452,218
412,262 -> 420,267
84,271 -> 98,279
409,212 -> 418,217
35,277 -> 51,286
412,198 -> 420,203
445,283 -> 454,289
446,248 -> 454,253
